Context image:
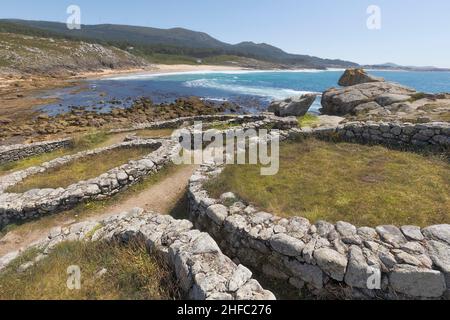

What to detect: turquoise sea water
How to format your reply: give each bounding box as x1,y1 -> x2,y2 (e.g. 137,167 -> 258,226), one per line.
40,70 -> 450,115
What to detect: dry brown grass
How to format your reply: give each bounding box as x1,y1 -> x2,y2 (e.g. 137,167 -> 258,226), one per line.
0,240 -> 181,300
135,128 -> 175,138
0,132 -> 116,176
205,138 -> 450,227
7,145 -> 155,193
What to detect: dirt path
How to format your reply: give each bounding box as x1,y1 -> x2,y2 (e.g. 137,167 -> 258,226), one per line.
99,164 -> 197,216
0,165 -> 197,257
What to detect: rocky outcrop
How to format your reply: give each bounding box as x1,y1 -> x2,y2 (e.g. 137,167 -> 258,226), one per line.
0,138 -> 72,165
321,71 -> 450,123
321,82 -> 416,116
338,68 -> 384,87
268,94 -> 317,117
0,139 -> 176,229
0,209 -> 275,300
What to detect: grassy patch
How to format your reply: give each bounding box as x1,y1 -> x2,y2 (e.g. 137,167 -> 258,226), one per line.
207,121 -> 241,131
298,114 -> 320,128
0,240 -> 181,300
0,132 -> 116,175
135,128 -> 175,138
1,164 -> 188,236
205,138 -> 450,227
408,92 -> 429,102
7,145 -> 155,193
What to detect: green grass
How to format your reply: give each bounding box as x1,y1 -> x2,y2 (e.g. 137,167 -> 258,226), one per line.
137,52 -> 197,65
7,145 -> 155,193
0,240 -> 181,300
0,164 -> 188,236
0,132 -> 112,175
207,121 -> 241,131
202,55 -> 245,65
205,138 -> 450,227
408,92 -> 429,102
298,114 -> 320,128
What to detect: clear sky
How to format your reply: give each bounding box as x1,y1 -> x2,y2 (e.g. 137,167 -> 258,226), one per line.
1,0 -> 449,67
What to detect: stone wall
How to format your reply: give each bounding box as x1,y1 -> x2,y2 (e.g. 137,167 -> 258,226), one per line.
188,164 -> 450,300
0,209 -> 275,300
0,139 -> 176,229
303,121 -> 450,150
109,114 -> 267,134
0,138 -> 72,165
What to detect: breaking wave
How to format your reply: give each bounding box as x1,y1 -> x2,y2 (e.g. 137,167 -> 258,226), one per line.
184,78 -> 320,100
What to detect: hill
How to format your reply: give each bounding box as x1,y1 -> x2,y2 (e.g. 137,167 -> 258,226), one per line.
0,31 -> 147,76
0,19 -> 358,69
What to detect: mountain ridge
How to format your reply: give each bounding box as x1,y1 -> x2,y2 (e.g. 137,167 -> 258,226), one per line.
0,19 -> 358,69
1,19 -> 449,72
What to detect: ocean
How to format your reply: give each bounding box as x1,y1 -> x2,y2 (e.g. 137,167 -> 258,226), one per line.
39,70 -> 450,115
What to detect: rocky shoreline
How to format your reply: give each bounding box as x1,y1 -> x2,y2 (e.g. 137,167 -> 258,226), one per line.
0,97 -> 240,144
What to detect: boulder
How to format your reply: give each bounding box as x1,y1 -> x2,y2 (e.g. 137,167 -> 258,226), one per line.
389,265 -> 446,298
422,225 -> 450,245
320,81 -> 415,116
314,248 -> 348,281
344,246 -> 372,289
269,233 -> 305,257
268,94 -> 316,117
321,82 -> 415,115
338,68 -> 384,87
375,93 -> 411,107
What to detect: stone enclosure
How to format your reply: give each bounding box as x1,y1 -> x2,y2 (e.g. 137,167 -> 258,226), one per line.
0,138 -> 72,165
0,209 -> 276,300
0,139 -> 177,229
187,121 -> 450,300
0,114 -> 449,300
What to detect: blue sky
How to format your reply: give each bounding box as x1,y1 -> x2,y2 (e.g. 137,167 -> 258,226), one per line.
1,0 -> 450,67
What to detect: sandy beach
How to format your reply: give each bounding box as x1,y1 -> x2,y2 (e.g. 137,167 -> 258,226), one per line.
77,64 -> 248,80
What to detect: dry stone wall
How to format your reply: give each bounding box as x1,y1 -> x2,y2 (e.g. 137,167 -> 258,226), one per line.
186,120 -> 449,300
109,114 -> 267,134
304,121 -> 450,150
188,164 -> 450,300
0,138 -> 72,165
0,139 -> 176,229
0,209 -> 276,300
